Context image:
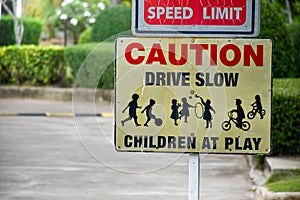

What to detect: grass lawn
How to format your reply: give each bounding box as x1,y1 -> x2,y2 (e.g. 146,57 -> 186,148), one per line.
265,170 -> 300,192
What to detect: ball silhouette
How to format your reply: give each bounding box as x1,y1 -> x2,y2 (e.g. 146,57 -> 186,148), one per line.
155,118 -> 163,126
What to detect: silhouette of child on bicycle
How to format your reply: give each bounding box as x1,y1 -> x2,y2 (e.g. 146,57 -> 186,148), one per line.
250,95 -> 264,119
231,99 -> 245,129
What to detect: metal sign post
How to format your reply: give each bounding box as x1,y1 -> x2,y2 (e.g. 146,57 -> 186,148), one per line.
189,154 -> 200,200
115,37 -> 272,198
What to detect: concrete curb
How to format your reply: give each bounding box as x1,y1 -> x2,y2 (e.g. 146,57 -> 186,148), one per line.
256,186 -> 300,200
265,156 -> 300,176
0,86 -> 114,102
247,156 -> 300,200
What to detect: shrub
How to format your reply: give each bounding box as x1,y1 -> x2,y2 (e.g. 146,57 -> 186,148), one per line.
22,17 -> 43,45
0,16 -> 43,46
78,27 -> 92,44
91,4 -> 131,42
260,0 -> 296,78
0,15 -> 15,46
0,45 -> 66,85
65,42 -> 114,89
272,78 -> 300,155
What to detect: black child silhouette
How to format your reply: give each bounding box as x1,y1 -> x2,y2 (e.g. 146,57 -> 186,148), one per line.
170,99 -> 180,126
251,95 -> 264,119
121,93 -> 142,126
200,97 -> 216,128
141,99 -> 156,127
180,97 -> 194,123
231,99 -> 245,129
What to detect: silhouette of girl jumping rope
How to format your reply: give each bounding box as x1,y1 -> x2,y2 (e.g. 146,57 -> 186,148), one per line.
200,97 -> 216,128
121,93 -> 141,126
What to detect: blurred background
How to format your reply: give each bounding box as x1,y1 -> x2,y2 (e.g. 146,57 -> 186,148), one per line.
0,0 -> 299,155
0,0 -> 299,194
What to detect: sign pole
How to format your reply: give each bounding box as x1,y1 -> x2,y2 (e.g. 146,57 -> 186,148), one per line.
189,153 -> 200,200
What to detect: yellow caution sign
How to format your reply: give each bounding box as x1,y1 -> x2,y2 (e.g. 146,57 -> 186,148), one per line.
115,37 -> 272,154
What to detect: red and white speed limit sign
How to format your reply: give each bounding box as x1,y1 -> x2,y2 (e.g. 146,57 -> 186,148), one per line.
132,0 -> 259,37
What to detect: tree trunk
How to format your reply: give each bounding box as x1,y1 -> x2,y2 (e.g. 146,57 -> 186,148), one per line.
14,18 -> 24,45
0,0 -> 24,45
285,0 -> 293,23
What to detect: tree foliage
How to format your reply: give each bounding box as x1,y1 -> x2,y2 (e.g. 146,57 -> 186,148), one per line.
52,0 -> 106,43
91,4 -> 131,42
276,0 -> 300,22
260,0 -> 296,78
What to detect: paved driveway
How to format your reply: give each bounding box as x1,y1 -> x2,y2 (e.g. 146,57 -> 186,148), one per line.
0,99 -> 255,200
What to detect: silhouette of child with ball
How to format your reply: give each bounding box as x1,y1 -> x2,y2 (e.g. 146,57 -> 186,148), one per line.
142,99 -> 156,127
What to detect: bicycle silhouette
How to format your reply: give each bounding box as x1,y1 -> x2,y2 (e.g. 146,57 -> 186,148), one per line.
222,110 -> 250,131
247,105 -> 266,119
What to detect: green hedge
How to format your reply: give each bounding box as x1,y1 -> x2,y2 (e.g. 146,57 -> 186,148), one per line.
65,42 -> 114,89
22,17 -> 43,45
272,78 -> 300,155
0,15 -> 43,46
0,45 -> 66,85
0,16 -> 15,46
91,4 -> 131,42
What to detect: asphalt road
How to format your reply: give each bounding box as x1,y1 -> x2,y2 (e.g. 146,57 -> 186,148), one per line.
0,99 -> 255,200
